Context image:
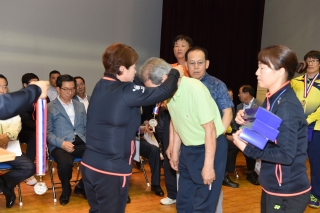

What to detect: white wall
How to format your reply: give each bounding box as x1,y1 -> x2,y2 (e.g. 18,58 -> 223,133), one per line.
257,0 -> 320,103
261,0 -> 320,59
0,0 -> 163,94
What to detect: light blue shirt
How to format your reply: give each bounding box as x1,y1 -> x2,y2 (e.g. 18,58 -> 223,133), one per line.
47,86 -> 58,101
57,96 -> 75,126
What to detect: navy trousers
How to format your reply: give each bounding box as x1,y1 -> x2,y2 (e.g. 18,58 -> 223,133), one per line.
261,190 -> 309,213
308,130 -> 320,199
81,165 -> 130,213
0,153 -> 35,191
176,134 -> 227,213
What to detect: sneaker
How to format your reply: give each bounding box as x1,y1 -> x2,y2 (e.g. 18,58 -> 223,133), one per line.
24,176 -> 37,186
309,194 -> 320,208
160,197 -> 176,205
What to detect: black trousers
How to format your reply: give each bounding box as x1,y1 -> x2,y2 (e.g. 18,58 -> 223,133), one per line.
19,130 -> 36,162
0,153 -> 35,191
225,139 -> 256,173
51,137 -> 85,196
140,138 -> 160,186
261,190 -> 310,213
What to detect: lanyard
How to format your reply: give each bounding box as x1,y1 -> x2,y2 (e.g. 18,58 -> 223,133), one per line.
266,81 -> 290,111
304,73 -> 319,98
152,102 -> 162,116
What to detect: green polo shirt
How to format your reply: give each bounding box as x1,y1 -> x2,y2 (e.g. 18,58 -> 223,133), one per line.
167,76 -> 224,146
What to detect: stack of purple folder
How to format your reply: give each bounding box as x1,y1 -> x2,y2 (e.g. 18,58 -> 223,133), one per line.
239,107 -> 282,150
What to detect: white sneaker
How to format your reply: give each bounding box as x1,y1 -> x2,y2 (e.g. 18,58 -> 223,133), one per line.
160,197 -> 176,205
24,175 -> 37,186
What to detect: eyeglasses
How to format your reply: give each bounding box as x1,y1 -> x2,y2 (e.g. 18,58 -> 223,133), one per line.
0,85 -> 8,89
188,61 -> 204,67
60,88 -> 75,92
306,59 -> 319,64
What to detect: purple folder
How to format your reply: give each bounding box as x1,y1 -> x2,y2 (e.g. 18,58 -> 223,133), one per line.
245,119 -> 279,142
239,127 -> 268,150
244,107 -> 282,130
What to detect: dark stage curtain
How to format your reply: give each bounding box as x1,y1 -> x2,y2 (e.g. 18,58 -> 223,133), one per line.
160,0 -> 265,106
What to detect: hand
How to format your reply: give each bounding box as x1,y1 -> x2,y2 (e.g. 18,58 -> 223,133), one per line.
29,81 -> 50,99
235,109 -> 248,125
226,134 -> 233,141
232,129 -> 247,151
173,65 -> 185,78
166,144 -> 173,160
145,124 -> 154,135
201,165 -> 215,185
61,141 -> 74,153
169,151 -> 179,171
0,134 -> 10,149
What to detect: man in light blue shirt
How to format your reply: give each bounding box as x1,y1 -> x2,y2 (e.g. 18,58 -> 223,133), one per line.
47,70 -> 60,101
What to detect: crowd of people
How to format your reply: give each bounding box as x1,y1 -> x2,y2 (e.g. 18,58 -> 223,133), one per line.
0,35 -> 319,213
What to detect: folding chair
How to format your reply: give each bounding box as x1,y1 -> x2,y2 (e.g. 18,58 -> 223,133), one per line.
48,156 -> 82,202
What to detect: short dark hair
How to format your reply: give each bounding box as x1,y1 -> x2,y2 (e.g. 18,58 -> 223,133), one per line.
304,50 -> 320,61
22,73 -> 39,85
56,74 -> 76,88
74,76 -> 85,84
241,85 -> 255,97
0,74 -> 8,85
258,45 -> 306,80
185,46 -> 208,61
173,35 -> 193,48
102,43 -> 138,77
49,70 -> 61,77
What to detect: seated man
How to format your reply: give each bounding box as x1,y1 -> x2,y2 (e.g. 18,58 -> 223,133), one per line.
73,76 -> 91,112
224,85 -> 260,187
0,74 -> 36,208
47,74 -> 87,205
139,104 -> 164,197
18,73 -> 49,186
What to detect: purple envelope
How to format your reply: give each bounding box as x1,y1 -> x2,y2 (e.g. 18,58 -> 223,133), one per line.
246,119 -> 279,142
239,127 -> 269,150
244,107 -> 282,130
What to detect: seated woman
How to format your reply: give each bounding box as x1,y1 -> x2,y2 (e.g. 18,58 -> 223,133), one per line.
0,74 -> 36,208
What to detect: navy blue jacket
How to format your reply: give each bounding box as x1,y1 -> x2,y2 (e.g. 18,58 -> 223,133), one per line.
82,69 -> 179,175
243,84 -> 311,195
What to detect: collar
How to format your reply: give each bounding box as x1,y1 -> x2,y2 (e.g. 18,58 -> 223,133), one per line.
77,94 -> 87,100
266,81 -> 290,103
304,72 -> 320,80
103,74 -> 118,81
57,96 -> 73,106
49,86 -> 56,91
200,72 -> 209,82
244,97 -> 254,108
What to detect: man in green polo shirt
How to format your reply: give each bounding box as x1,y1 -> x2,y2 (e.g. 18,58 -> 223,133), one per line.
139,57 -> 228,213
